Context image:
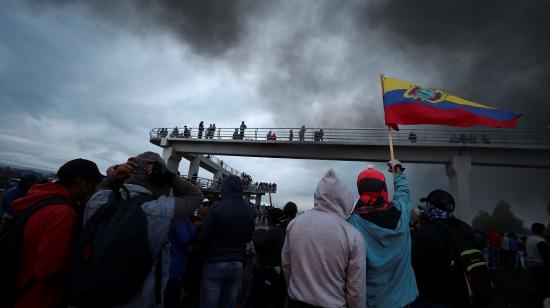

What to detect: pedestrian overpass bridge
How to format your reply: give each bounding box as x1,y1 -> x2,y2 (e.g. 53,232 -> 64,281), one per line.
150,127 -> 550,223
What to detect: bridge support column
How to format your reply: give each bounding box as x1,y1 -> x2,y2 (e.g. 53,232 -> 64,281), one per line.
187,155 -> 200,178
162,147 -> 182,173
446,156 -> 472,224
255,194 -> 262,207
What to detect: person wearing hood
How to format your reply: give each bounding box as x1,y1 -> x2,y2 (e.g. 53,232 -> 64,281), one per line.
282,169 -> 366,308
347,160 -> 418,308
83,152 -> 204,307
197,174 -> 256,308
9,159 -> 103,308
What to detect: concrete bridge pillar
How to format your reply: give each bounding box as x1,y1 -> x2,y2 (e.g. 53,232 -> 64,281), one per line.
162,147 -> 182,173
446,156 -> 472,224
187,155 -> 200,178
255,194 -> 262,207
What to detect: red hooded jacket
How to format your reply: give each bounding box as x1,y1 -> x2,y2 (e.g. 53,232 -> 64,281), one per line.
10,183 -> 76,308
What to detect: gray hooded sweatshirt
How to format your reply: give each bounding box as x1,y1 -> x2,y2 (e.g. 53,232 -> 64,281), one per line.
282,169 -> 366,308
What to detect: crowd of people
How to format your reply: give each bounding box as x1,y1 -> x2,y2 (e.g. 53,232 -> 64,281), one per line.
1,154 -> 549,308
157,124 -> 501,147
157,123 -> 334,143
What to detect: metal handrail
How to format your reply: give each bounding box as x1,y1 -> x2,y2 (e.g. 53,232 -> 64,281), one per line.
150,127 -> 550,147
203,155 -> 241,176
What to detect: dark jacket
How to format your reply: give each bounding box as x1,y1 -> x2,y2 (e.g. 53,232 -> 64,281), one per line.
253,225 -> 285,266
197,175 -> 256,263
412,218 -> 482,307
168,218 -> 197,279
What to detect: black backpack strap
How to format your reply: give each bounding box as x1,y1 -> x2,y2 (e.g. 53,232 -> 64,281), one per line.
155,248 -> 163,305
11,196 -> 69,223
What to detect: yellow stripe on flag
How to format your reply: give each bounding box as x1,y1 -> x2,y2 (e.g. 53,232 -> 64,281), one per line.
382,76 -> 496,110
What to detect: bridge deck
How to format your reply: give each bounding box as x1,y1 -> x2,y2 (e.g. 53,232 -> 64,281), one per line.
151,128 -> 550,168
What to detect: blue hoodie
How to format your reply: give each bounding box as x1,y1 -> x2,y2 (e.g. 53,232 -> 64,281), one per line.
347,173 -> 418,307
197,175 -> 256,263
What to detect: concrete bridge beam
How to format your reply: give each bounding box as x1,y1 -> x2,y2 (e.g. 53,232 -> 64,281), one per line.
187,155 -> 200,178
162,147 -> 182,173
255,194 -> 262,207
446,156 -> 472,224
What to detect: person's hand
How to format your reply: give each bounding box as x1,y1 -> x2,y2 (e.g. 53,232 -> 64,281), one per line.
146,161 -> 176,185
387,159 -> 405,174
108,158 -> 138,182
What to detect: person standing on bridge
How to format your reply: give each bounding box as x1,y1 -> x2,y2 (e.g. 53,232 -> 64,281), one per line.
282,169 -> 366,308
198,121 -> 204,139
240,121 -> 247,139
299,126 -> 306,141
347,160 -> 418,307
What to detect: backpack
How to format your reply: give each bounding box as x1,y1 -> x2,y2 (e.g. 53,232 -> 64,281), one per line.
0,196 -> 68,308
68,192 -> 156,307
434,219 -> 495,306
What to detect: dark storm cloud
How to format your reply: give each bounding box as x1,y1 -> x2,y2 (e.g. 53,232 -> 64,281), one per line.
23,0 -> 267,56
360,0 -> 550,129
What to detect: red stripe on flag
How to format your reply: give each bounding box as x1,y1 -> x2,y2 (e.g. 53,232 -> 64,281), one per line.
384,103 -> 518,128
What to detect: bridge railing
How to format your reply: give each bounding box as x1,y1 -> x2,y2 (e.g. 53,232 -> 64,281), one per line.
184,176 -> 276,194
202,155 -> 241,176
151,127 -> 550,147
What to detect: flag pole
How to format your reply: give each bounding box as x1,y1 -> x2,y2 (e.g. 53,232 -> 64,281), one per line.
380,74 -> 395,160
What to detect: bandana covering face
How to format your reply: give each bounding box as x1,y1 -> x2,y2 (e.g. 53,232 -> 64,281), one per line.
353,168 -> 391,214
425,203 -> 454,221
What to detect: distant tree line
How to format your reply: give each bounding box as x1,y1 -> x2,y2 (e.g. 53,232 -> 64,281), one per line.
472,201 -> 525,233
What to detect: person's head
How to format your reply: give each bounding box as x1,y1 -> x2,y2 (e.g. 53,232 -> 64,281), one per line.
125,151 -> 172,197
198,199 -> 211,218
267,207 -> 284,226
314,169 -> 354,218
283,201 -> 298,219
19,173 -> 39,191
241,121 -> 244,124
353,167 -> 390,214
532,223 -> 546,236
220,175 -> 243,199
421,189 -> 455,221
57,159 -> 104,203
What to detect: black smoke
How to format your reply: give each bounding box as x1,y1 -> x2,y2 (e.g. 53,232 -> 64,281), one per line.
359,0 -> 550,128
22,0 -> 550,128
23,0 -> 266,56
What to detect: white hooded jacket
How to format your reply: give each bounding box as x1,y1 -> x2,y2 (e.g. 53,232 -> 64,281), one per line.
282,169 -> 366,308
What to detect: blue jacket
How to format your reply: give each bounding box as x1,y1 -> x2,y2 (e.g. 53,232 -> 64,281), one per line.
347,173 -> 418,308
1,186 -> 28,216
198,175 -> 256,263
168,218 -> 197,279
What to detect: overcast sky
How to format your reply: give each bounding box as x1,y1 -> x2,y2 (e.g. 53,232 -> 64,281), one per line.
1,0 -> 549,225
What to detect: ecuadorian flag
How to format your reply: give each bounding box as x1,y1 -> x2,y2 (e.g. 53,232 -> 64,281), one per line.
382,76 -> 521,129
